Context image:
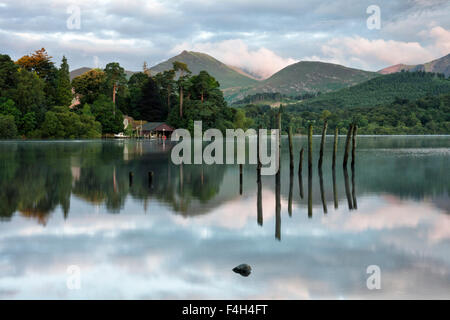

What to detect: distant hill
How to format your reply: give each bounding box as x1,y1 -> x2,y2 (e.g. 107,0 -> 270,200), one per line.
292,71 -> 450,110
378,53 -> 450,77
150,51 -> 258,90
226,61 -> 378,102
70,67 -> 135,81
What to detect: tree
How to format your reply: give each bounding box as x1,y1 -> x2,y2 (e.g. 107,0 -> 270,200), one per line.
127,72 -> 149,118
0,54 -> 18,96
137,77 -> 165,121
191,71 -> 219,103
10,68 -> 46,118
104,62 -> 127,108
56,56 -> 72,106
173,61 -> 191,118
16,48 -> 58,106
91,95 -> 124,134
154,69 -> 176,112
72,68 -> 106,104
41,107 -> 101,139
0,114 -> 18,139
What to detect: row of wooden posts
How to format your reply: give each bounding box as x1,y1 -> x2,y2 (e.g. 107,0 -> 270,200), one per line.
247,118 -> 359,240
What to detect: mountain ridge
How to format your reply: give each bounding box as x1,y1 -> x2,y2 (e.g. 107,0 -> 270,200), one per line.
378,53 -> 450,76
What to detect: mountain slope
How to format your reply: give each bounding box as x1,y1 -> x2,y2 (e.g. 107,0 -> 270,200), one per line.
150,51 -> 258,89
378,53 -> 450,77
226,61 -> 378,102
293,71 -> 450,110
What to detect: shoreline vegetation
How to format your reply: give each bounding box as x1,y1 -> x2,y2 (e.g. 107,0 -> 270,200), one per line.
1,48 -> 449,140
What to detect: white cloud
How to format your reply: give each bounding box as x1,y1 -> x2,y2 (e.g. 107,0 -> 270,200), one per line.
171,39 -> 297,79
309,25 -> 450,71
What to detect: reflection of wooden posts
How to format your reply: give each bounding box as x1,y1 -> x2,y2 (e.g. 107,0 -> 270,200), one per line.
308,164 -> 312,218
257,128 -> 263,226
351,166 -> 358,210
239,164 -> 243,195
318,120 -> 327,168
148,171 -> 153,188
179,163 -> 184,194
257,173 -> 263,226
298,148 -> 304,199
319,167 -> 327,214
343,166 -> 353,210
129,171 -> 133,187
343,124 -> 353,168
288,171 -> 293,217
332,127 -> 338,169
288,126 -> 294,171
351,124 -> 358,170
332,166 -> 338,209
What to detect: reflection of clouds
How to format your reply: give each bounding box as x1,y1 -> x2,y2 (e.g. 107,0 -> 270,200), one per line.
323,195 -> 450,244
0,194 -> 449,299
170,188 -> 285,230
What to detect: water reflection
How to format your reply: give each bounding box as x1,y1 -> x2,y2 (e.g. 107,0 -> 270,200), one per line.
0,137 -> 449,299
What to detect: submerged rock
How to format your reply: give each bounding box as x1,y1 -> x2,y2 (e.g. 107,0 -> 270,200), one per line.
233,264 -> 252,277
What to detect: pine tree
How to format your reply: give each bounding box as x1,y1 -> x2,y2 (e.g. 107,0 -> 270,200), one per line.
56,56 -> 73,106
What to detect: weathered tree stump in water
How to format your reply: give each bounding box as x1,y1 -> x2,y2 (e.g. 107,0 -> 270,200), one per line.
318,120 -> 327,168
351,124 -> 358,170
343,124 -> 354,168
308,124 -> 313,172
288,126 -> 294,171
332,127 -> 338,169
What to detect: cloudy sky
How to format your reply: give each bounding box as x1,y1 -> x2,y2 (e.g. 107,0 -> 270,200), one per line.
0,0 -> 449,78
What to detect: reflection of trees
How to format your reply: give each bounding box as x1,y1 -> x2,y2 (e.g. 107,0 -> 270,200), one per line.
0,143 -> 72,223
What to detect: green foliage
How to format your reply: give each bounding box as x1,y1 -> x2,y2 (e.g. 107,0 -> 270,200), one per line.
0,114 -> 18,139
9,68 -> 46,120
296,71 -> 450,110
41,107 -> 101,139
72,68 -> 107,104
136,77 -> 166,121
55,56 -> 73,106
243,92 -> 450,134
91,95 -> 123,134
0,54 -> 18,96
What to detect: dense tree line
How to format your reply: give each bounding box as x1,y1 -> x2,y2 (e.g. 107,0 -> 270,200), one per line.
0,48 -> 253,139
242,93 -> 450,134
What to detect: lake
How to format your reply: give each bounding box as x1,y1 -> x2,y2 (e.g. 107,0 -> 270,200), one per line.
0,136 -> 449,299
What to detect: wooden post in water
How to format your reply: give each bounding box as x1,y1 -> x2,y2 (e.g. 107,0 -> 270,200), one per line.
298,148 -> 304,199
332,127 -> 338,169
129,171 -> 133,187
277,106 -> 282,173
288,126 -> 294,172
351,124 -> 358,170
343,124 -> 353,168
318,120 -> 327,168
275,108 -> 282,240
308,124 -> 313,172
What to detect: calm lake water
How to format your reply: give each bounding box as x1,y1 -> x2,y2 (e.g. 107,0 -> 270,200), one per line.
0,136 -> 449,299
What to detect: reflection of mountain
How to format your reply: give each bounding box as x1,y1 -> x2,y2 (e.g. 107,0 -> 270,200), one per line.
0,137 -> 448,223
